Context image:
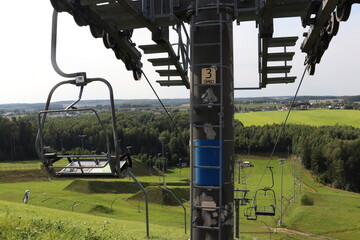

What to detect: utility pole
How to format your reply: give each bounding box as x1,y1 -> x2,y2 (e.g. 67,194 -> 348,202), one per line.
179,158 -> 182,180
293,157 -> 296,202
149,155 -> 152,176
238,160 -> 241,184
190,3 -> 234,239
279,158 -> 285,226
159,137 -> 166,186
299,157 -> 302,195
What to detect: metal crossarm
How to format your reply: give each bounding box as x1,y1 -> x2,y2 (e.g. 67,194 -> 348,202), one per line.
258,35 -> 298,88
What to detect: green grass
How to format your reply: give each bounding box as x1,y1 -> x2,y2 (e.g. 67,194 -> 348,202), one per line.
280,162 -> 360,239
0,160 -> 41,171
1,156 -> 360,239
0,200 -> 187,240
235,109 -> 360,127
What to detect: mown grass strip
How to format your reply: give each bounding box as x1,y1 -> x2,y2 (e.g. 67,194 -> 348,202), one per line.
235,109 -> 360,127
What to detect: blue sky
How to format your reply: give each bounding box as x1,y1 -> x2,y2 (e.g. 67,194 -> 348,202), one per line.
0,2 -> 359,104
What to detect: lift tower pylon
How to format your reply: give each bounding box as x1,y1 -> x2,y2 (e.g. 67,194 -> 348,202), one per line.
189,3 -> 234,239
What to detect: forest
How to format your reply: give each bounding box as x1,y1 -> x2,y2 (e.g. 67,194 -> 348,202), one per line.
1,111 -> 360,192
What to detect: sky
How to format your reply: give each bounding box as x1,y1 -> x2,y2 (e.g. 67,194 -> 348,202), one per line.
0,2 -> 359,104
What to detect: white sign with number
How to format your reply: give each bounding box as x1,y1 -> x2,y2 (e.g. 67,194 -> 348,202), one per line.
201,67 -> 216,84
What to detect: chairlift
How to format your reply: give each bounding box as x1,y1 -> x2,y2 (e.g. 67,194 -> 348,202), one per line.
35,78 -> 131,178
244,206 -> 257,221
253,187 -> 276,216
35,9 -> 150,237
253,166 -> 276,216
35,10 -> 131,179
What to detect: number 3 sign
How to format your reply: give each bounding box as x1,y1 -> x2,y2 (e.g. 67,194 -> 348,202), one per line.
201,67 -> 216,84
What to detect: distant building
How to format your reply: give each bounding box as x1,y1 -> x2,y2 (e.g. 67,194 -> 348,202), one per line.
241,161 -> 253,167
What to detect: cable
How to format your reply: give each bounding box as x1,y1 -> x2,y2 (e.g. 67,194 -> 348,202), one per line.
255,67 -> 308,190
141,70 -> 183,136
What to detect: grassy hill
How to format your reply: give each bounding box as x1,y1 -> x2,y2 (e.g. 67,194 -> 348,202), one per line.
235,157 -> 360,239
0,200 -> 186,240
1,155 -> 360,239
235,109 -> 360,127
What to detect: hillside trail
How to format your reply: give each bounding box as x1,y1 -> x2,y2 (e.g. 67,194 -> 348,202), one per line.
273,227 -> 338,240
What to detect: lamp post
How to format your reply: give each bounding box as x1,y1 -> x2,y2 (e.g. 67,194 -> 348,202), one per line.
279,158 -> 285,226
238,159 -> 241,184
179,158 -> 182,180
159,137 -> 165,186
157,153 -> 162,182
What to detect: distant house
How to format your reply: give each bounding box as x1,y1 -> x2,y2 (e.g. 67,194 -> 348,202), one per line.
241,161 -> 253,167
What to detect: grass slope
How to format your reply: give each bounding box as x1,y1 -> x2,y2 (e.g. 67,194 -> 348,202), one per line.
0,200 -> 186,240
64,180 -> 150,194
129,186 -> 189,206
1,156 -> 360,239
235,109 -> 360,127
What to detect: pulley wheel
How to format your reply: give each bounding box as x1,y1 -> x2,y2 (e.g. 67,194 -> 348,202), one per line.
336,2 -> 352,22
89,24 -> 104,38
103,33 -> 115,49
133,69 -> 142,80
326,12 -> 340,37
307,63 -> 316,76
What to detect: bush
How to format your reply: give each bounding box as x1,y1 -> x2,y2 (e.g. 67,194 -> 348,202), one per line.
301,194 -> 314,206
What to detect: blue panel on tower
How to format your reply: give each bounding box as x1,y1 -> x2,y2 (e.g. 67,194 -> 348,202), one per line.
195,139 -> 224,186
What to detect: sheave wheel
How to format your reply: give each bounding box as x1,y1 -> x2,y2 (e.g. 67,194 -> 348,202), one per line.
133,69 -> 142,80
103,33 -> 115,49
90,24 -> 104,38
336,2 -> 352,22
307,63 -> 316,76
326,12 -> 340,37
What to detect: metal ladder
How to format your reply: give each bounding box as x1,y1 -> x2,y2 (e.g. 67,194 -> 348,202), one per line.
190,7 -> 226,240
139,22 -> 190,88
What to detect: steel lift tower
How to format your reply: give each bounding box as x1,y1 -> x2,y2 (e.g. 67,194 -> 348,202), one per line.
48,0 -> 359,239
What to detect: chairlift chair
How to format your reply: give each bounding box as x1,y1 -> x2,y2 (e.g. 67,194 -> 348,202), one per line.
34,10 -> 135,179
35,9 -> 150,238
244,206 -> 257,221
35,78 -> 131,178
253,166 -> 276,216
253,187 -> 276,216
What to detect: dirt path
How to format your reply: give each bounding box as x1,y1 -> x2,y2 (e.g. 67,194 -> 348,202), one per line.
274,227 -> 338,240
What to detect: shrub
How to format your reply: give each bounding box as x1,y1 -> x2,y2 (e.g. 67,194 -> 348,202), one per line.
301,194 -> 314,206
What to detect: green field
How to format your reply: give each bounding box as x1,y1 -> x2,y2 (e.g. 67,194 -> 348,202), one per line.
0,160 -> 41,171
235,109 -> 360,127
1,156 -> 360,239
